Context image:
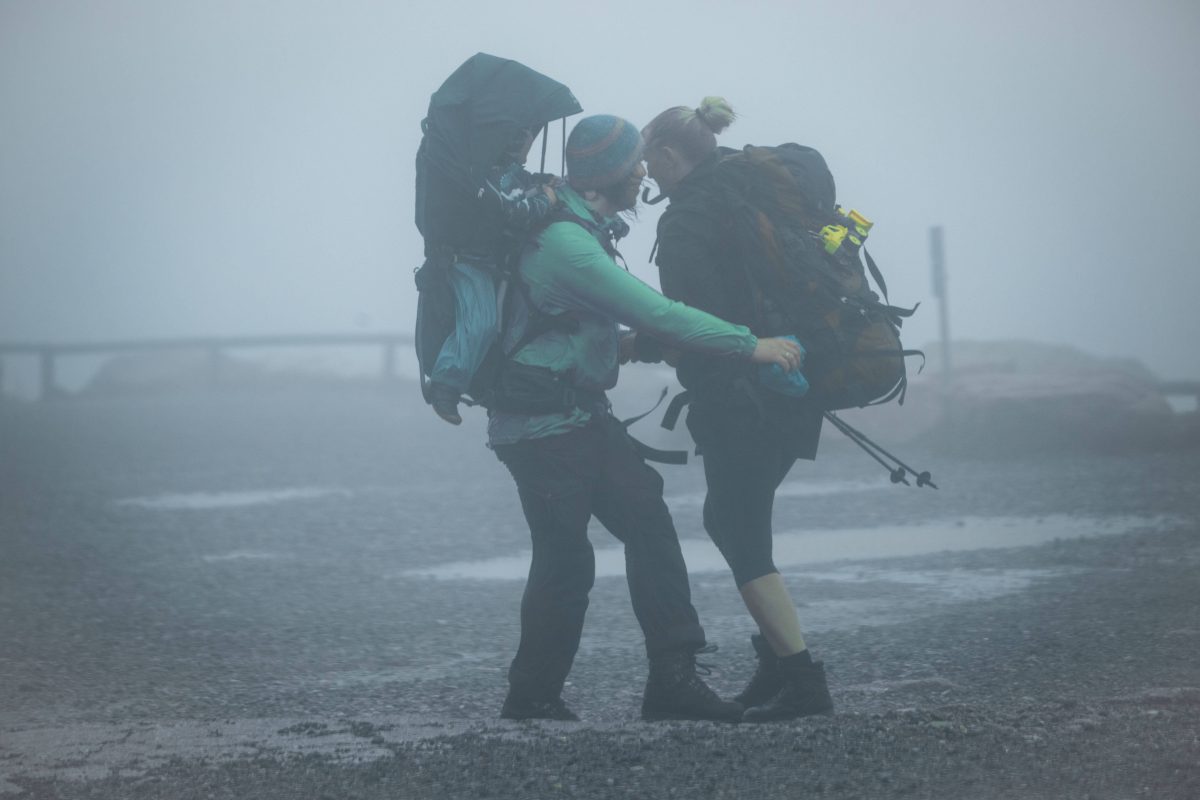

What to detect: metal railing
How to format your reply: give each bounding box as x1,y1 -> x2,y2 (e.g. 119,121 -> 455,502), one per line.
0,333 -> 414,400
1,335 -> 1197,407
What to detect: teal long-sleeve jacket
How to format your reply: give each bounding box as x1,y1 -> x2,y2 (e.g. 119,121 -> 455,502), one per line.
487,185 -> 758,446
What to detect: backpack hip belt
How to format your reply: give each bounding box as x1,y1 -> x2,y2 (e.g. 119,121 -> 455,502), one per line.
486,361 -> 608,417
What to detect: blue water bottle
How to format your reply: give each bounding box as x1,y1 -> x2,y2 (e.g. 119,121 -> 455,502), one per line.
758,336 -> 809,397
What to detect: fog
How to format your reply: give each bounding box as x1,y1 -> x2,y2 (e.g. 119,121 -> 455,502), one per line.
2,0 -> 1198,388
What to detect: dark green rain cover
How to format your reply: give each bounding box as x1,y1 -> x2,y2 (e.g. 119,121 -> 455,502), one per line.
415,53 -> 582,250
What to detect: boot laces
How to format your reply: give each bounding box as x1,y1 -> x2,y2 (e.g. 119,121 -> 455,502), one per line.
693,643 -> 719,677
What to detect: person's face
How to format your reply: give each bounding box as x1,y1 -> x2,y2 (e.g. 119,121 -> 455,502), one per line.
611,161 -> 646,212
506,127 -> 536,164
643,144 -> 683,194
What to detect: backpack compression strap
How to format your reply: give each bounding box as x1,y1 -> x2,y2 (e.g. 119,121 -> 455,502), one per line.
616,386 -> 688,465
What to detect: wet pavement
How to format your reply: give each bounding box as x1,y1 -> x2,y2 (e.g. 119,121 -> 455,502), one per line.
1,386 -> 1198,798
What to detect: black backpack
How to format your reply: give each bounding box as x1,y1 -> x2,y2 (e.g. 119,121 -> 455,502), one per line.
715,143 -> 921,410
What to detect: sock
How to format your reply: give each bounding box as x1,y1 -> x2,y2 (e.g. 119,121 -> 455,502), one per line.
786,649 -> 814,667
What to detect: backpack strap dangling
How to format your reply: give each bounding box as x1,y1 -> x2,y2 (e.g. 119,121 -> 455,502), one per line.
627,436 -> 689,466
863,249 -> 889,303
660,390 -> 692,431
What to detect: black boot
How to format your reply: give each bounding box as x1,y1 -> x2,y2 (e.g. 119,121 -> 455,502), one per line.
734,633 -> 785,709
500,691 -> 579,721
641,648 -> 744,723
741,652 -> 834,723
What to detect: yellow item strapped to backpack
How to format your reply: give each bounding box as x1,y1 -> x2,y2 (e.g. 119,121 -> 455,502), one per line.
820,207 -> 873,255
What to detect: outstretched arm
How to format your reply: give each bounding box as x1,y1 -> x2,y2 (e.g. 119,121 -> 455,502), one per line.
538,224 -> 800,370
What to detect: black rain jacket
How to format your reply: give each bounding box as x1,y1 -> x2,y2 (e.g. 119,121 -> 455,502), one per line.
650,147 -> 823,459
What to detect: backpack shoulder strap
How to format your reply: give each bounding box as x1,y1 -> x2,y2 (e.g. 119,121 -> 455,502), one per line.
497,208 -> 602,360
499,203 -> 630,360
502,274 -> 579,359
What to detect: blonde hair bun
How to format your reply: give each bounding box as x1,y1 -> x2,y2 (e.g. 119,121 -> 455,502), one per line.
695,97 -> 736,134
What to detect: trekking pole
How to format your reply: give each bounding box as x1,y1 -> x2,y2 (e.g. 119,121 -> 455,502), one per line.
826,411 -> 938,489
824,411 -> 938,489
823,411 -> 909,485
844,417 -> 937,489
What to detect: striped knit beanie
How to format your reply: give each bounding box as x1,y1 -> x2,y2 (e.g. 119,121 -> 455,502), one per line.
565,115 -> 644,191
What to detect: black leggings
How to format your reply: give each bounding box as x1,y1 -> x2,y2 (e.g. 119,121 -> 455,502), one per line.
686,399 -> 819,587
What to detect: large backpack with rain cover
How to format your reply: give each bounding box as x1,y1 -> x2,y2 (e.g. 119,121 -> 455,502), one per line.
715,144 -> 921,410
413,53 -> 581,406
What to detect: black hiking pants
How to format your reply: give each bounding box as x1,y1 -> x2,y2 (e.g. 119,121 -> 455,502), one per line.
494,414 -> 706,702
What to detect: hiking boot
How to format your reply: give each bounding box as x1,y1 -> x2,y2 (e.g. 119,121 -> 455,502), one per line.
429,382 -> 462,426
741,653 -> 834,723
500,692 -> 579,721
734,634 -> 785,709
641,647 -> 743,723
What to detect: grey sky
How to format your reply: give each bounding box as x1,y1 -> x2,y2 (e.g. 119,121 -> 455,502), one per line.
2,0 -> 1198,380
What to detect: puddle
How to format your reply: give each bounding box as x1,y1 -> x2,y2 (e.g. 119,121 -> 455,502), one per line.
765,514 -> 1163,569
795,565 -> 1080,602
666,478 -> 885,508
115,487 -> 351,511
201,551 -> 291,563
402,514 -> 1164,581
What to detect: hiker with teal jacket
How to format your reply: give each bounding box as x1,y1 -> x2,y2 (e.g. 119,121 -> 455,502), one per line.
632,97 -> 836,722
489,114 -> 804,722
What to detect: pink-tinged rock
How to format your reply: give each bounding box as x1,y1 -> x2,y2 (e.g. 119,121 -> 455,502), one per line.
832,340 -> 1188,454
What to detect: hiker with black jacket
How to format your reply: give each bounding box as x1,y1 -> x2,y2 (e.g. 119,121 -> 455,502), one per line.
630,97 -> 836,722
490,113 -> 805,722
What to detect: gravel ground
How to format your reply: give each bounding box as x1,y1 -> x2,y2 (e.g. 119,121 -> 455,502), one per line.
1,385 -> 1197,799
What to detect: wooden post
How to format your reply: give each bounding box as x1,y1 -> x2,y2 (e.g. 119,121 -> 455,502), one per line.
930,226 -> 955,432
930,226 -> 951,381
